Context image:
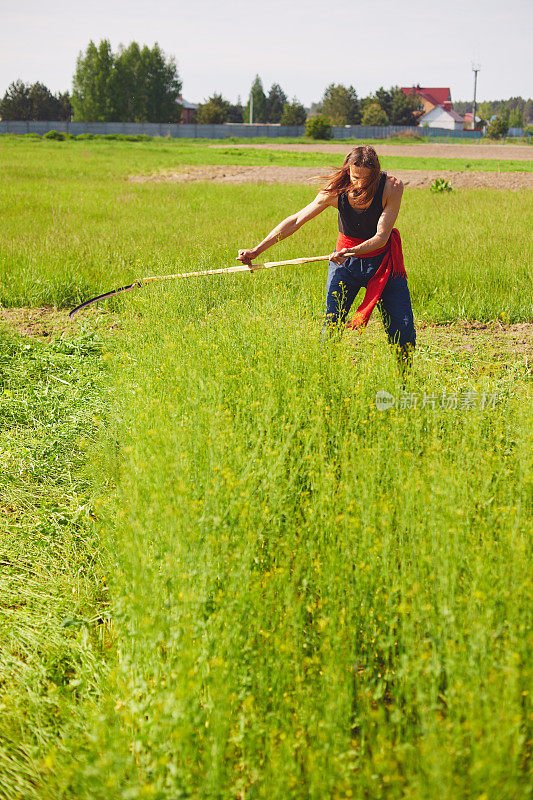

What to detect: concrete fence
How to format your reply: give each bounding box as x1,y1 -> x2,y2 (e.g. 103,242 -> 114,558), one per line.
0,120 -> 490,140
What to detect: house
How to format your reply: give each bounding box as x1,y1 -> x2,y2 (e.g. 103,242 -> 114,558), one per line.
418,105 -> 464,131
179,96 -> 198,124
463,112 -> 483,131
401,85 -> 452,114
401,85 -> 464,130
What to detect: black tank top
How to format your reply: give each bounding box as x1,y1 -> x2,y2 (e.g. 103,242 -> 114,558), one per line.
338,171 -> 387,239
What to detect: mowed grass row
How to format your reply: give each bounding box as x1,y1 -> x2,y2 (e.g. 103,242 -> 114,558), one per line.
0,139 -> 532,322
0,326 -> 110,800
52,279 -> 532,798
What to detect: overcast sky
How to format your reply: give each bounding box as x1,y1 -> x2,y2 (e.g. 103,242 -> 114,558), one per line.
1,0 -> 531,105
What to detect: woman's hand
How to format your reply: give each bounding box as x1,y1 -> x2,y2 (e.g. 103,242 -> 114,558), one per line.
237,248 -> 260,271
329,248 -> 350,265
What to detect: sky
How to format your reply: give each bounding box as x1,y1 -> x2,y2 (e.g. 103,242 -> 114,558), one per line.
1,0 -> 531,105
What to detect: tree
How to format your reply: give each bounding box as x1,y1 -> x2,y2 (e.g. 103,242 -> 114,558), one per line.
389,87 -> 421,125
362,86 -> 420,126
56,91 -> 73,120
280,99 -> 307,126
72,39 -> 114,121
265,83 -> 287,123
508,107 -> 524,127
478,101 -> 495,122
140,43 -> 181,122
106,42 -> 141,121
244,75 -> 267,123
0,80 -> 32,119
373,86 -> 392,119
28,82 -> 64,120
72,39 -> 181,122
362,102 -> 389,126
320,84 -> 360,125
196,94 -> 231,124
227,100 -> 244,123
0,80 -> 72,120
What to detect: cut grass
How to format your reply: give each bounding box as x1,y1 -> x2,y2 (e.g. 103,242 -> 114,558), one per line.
0,324 -> 112,800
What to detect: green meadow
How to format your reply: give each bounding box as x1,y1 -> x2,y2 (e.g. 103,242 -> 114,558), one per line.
0,138 -> 531,799
1,138 -> 532,321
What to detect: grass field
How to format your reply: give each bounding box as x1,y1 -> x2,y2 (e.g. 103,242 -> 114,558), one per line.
0,138 -> 531,799
1,135 -> 532,174
1,139 -> 532,321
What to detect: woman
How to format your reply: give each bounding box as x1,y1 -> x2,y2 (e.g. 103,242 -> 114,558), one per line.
237,145 -> 416,369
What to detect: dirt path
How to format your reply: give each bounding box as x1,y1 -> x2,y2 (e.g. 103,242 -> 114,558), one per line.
129,164 -> 533,190
415,320 -> 532,358
211,142 -> 533,160
1,307 -> 531,360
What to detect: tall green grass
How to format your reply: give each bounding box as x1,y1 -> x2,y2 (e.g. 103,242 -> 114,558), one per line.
1,137 -> 531,798
54,282 -> 531,798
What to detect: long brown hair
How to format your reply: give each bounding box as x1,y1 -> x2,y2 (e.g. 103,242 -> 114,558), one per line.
321,145 -> 381,209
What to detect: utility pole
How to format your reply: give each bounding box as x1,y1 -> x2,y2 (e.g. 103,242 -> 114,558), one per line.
249,91 -> 253,125
472,63 -> 480,130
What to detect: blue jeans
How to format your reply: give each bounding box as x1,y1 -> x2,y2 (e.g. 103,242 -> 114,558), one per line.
324,252 -> 416,351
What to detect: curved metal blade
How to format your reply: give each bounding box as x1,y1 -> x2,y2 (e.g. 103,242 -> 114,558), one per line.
68,282 -> 141,317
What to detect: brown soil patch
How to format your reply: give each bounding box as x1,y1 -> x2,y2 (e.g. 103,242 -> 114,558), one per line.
211,142 -> 533,160
0,306 -> 120,338
129,164 -> 533,190
416,320 -> 533,358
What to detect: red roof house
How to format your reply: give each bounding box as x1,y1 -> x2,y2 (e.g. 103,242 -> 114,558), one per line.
401,86 -> 452,116
401,85 -> 464,130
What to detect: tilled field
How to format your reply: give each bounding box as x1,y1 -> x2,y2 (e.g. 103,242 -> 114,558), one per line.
129,163 -> 533,189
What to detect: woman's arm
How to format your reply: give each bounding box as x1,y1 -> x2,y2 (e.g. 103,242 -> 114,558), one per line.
330,177 -> 404,264
238,191 -> 335,266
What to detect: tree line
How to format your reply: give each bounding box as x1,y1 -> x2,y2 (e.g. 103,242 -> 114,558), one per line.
453,97 -> 531,129
0,80 -> 72,121
1,39 -> 531,127
195,78 -> 422,126
0,40 -> 182,123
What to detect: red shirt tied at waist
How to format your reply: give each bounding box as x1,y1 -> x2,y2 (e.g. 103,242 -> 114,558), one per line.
335,227 -> 407,330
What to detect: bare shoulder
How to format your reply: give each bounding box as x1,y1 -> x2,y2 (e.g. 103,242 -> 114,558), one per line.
316,189 -> 338,209
384,174 -> 404,197
383,174 -> 404,206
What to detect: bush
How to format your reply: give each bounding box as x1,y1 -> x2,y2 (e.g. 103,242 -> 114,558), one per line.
486,115 -> 509,140
305,115 -> 332,140
430,178 -> 453,194
72,133 -> 153,142
43,129 -> 65,140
